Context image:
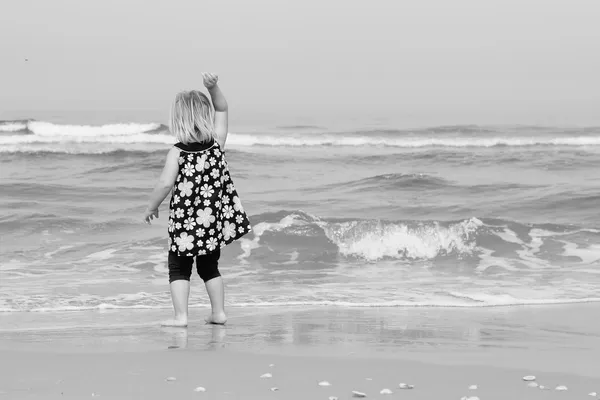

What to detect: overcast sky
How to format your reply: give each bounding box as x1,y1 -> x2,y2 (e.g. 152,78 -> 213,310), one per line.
1,0 -> 599,127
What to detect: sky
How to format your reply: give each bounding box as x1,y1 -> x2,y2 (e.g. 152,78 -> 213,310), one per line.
1,0 -> 599,127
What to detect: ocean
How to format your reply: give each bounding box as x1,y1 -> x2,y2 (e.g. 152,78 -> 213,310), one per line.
2,120 -> 600,321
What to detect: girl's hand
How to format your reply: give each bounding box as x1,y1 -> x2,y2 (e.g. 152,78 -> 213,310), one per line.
143,208 -> 159,225
202,72 -> 219,89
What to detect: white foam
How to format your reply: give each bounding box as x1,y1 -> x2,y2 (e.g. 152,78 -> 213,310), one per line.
0,122 -> 27,132
226,134 -> 600,148
323,218 -> 482,261
28,121 -> 162,137
561,242 -> 600,264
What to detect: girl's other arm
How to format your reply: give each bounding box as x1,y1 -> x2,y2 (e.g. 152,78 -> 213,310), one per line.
144,147 -> 180,224
203,73 -> 228,149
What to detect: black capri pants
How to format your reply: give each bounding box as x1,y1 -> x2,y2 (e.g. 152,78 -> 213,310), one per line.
167,249 -> 221,283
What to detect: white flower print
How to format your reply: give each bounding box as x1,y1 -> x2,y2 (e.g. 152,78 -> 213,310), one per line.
178,156 -> 184,165
226,183 -> 234,194
214,148 -> 221,157
183,218 -> 196,230
214,180 -> 221,188
216,221 -> 222,230
195,155 -> 207,172
200,184 -> 214,198
195,175 -> 202,184
168,219 -> 175,232
171,245 -> 177,252
196,228 -> 205,237
218,233 -> 223,240
222,195 -> 230,205
184,199 -> 191,207
175,208 -> 184,219
203,175 -> 210,182
169,209 -> 175,219
209,157 -> 216,166
178,178 -> 193,197
195,207 -> 215,227
203,199 -> 211,207
233,196 -> 244,212
238,226 -> 245,233
209,229 -> 215,236
175,232 -> 195,252
187,154 -> 194,162
194,197 -> 201,206
206,237 -> 218,251
223,221 -> 237,240
204,160 -> 211,170
187,208 -> 194,216
196,239 -> 203,248
223,205 -> 234,219
235,214 -> 243,224
183,162 -> 195,176
175,222 -> 182,230
173,195 -> 180,205
223,174 -> 230,182
210,168 -> 220,179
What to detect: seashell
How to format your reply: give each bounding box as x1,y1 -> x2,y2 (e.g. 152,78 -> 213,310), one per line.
469,385 -> 478,390
318,381 -> 331,387
270,387 -> 278,392
527,382 -> 539,388
522,375 -> 536,381
555,385 -> 568,391
380,388 -> 392,394
193,387 -> 206,392
398,383 -> 414,389
166,377 -> 177,382
260,373 -> 272,378
352,391 -> 367,397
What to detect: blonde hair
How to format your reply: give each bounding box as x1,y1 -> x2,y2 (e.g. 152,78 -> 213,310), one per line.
169,90 -> 215,144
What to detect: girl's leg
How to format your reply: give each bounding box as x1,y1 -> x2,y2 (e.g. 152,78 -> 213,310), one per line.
197,249 -> 227,324
204,277 -> 227,324
162,253 -> 193,327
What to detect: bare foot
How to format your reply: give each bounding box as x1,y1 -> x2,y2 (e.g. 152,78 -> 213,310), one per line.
160,317 -> 188,327
205,312 -> 227,325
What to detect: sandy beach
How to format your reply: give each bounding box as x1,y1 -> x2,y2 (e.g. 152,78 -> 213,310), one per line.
2,305 -> 600,399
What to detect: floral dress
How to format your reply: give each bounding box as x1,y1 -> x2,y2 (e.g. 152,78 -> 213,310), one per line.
168,139 -> 251,256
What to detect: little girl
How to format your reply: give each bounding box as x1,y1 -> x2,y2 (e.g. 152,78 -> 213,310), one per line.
143,73 -> 251,326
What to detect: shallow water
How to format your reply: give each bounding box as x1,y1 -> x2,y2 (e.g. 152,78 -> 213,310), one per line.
2,121 -> 600,319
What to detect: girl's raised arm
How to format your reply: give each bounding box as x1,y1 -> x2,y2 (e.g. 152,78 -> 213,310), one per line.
203,73 -> 228,149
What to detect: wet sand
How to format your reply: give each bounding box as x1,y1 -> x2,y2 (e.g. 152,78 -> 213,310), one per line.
1,305 -> 600,399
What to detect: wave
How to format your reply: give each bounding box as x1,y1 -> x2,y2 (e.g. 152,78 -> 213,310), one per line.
319,173 -> 451,192
3,120 -> 600,153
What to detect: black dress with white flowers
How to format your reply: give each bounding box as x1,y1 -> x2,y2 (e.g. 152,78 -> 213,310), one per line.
168,139 -> 251,256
